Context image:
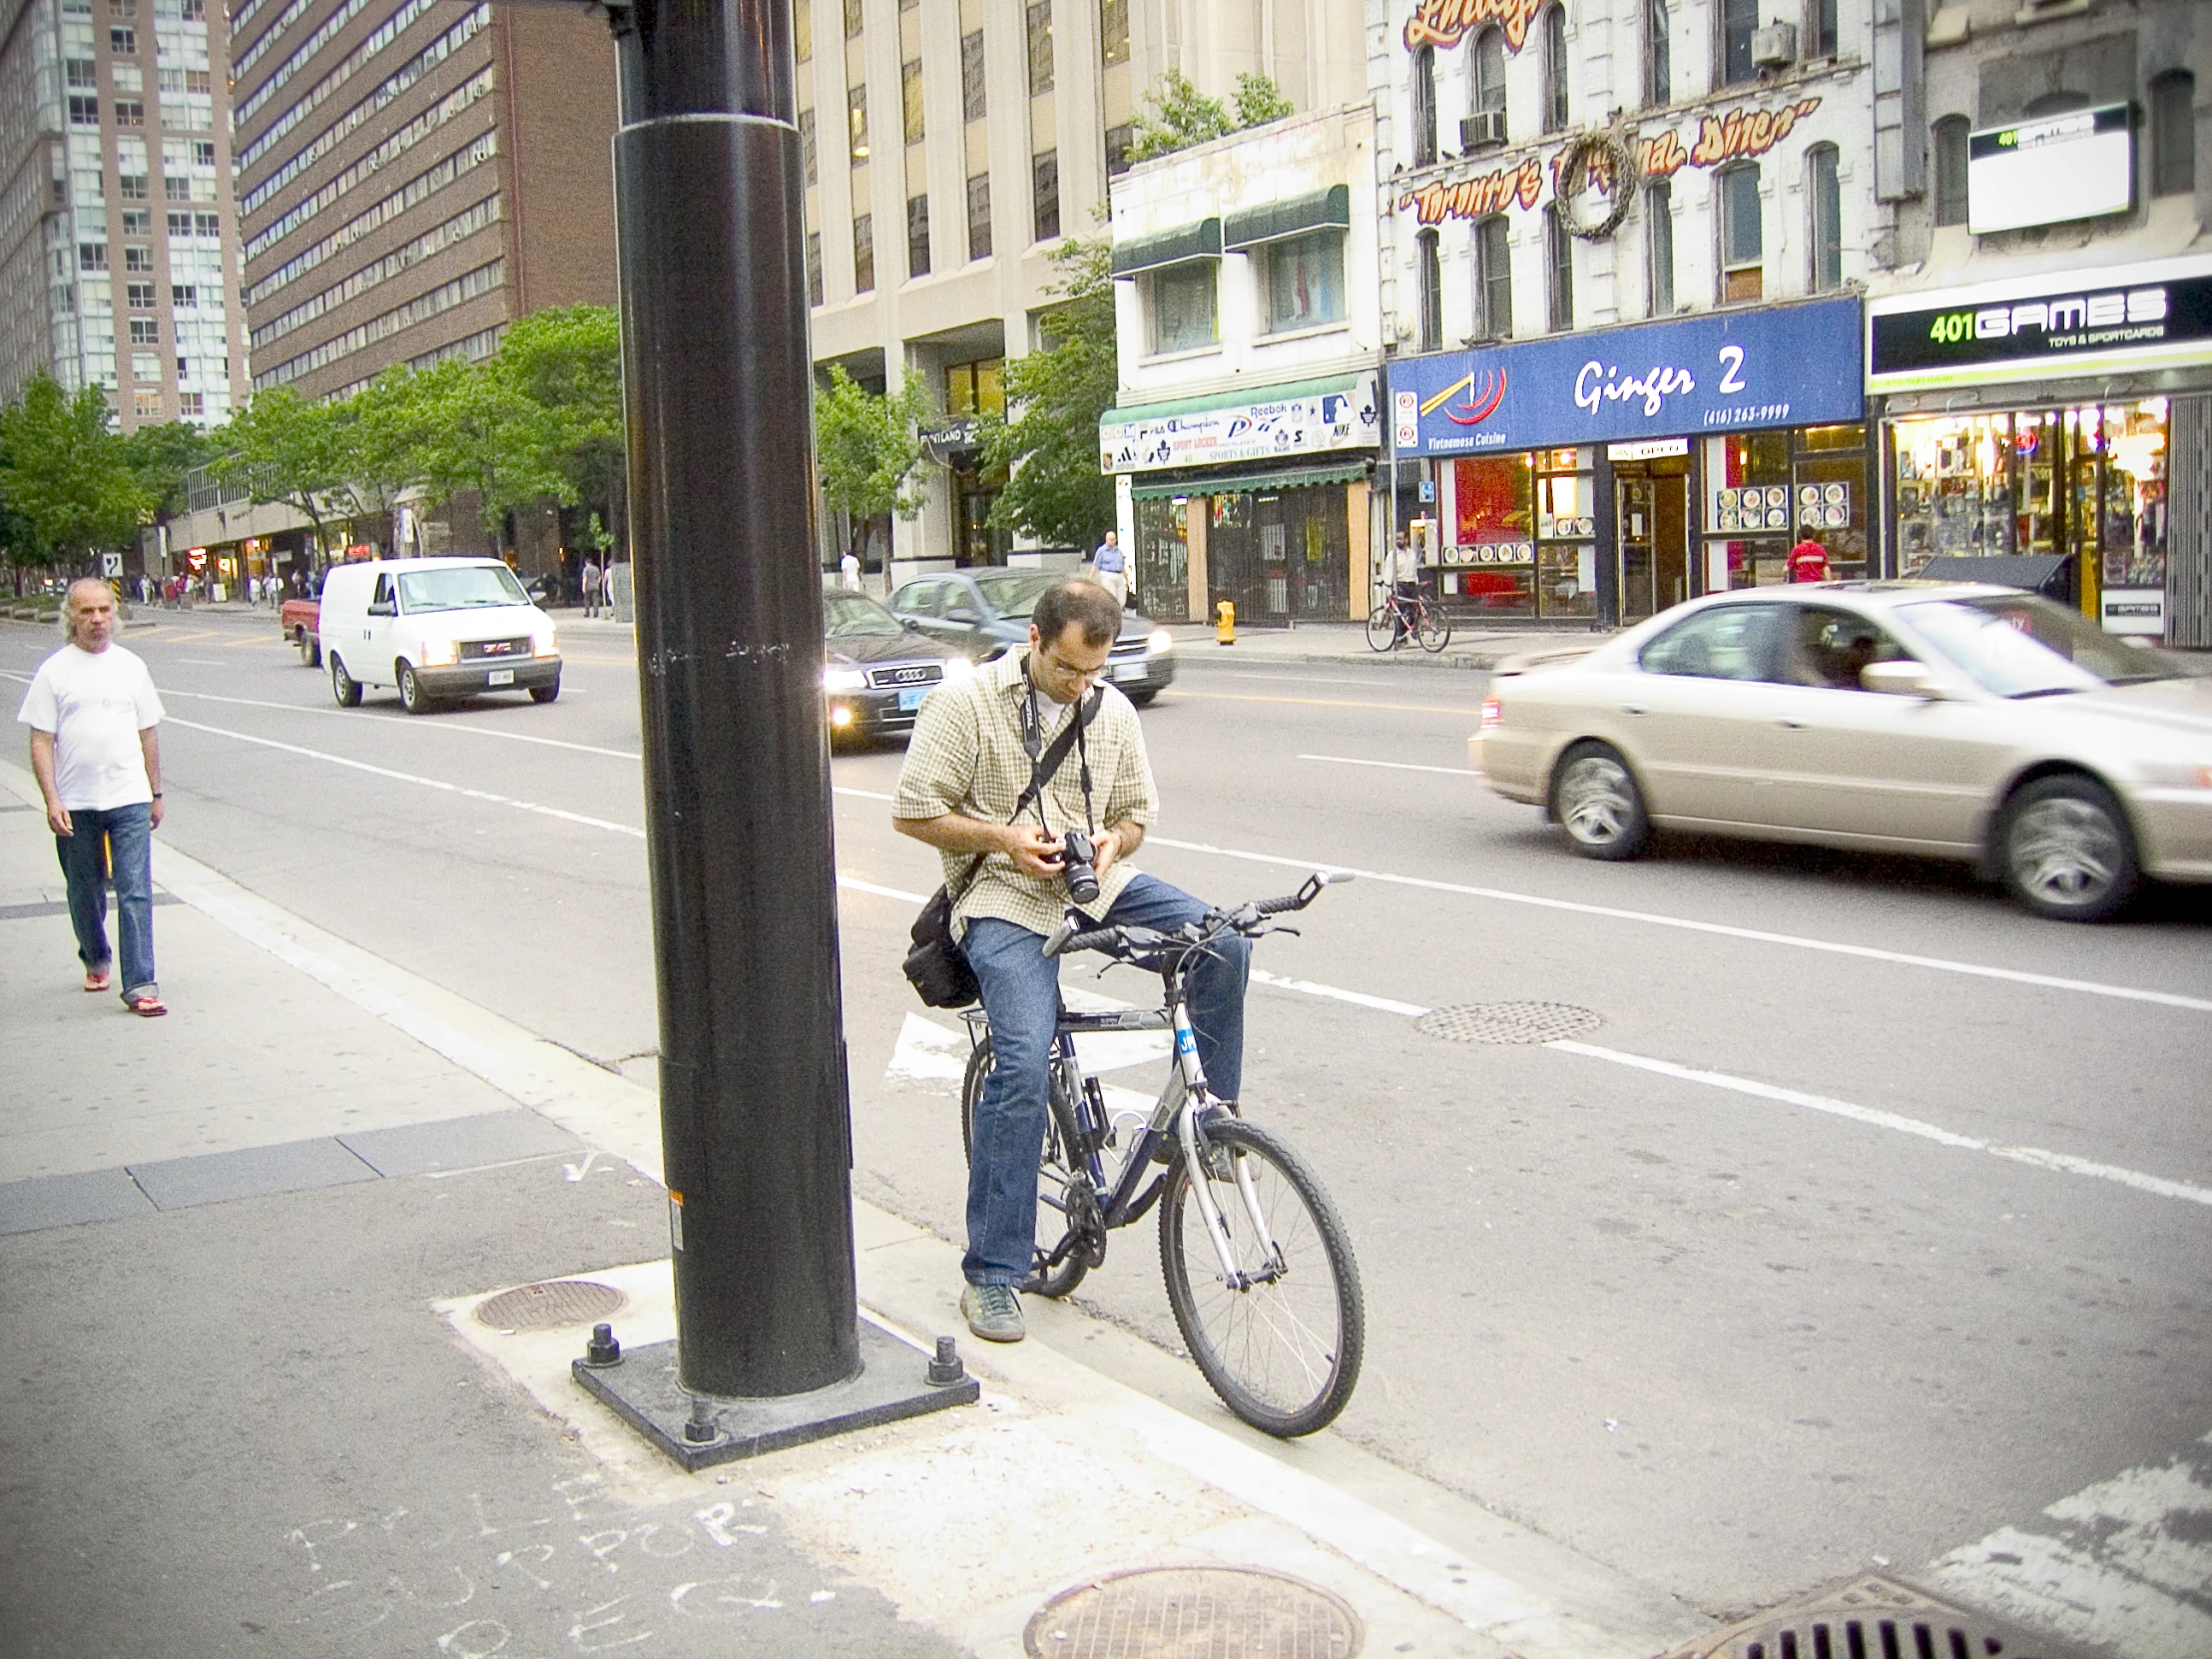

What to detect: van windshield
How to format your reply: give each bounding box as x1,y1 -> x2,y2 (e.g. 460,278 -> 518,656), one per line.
397,565 -> 531,613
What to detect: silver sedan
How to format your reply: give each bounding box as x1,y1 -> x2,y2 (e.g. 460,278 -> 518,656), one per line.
1470,583 -> 2212,921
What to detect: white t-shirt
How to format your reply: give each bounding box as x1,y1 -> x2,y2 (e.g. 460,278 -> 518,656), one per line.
16,643 -> 165,811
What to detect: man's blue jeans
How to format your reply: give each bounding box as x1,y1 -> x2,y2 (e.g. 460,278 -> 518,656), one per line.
960,872 -> 1249,1288
56,803 -> 157,1001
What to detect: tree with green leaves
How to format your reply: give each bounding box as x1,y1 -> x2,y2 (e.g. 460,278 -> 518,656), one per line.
0,372 -> 152,573
975,238 -> 1117,551
212,372 -> 430,556
814,364 -> 930,566
1233,71 -> 1296,129
207,386 -> 349,555
120,419 -> 221,526
486,304 -> 624,525
1126,70 -> 1296,162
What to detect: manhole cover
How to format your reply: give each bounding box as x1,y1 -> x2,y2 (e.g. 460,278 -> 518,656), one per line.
1025,1566 -> 1361,1659
474,1280 -> 627,1333
1658,1574 -> 2097,1659
1414,1001 -> 1600,1045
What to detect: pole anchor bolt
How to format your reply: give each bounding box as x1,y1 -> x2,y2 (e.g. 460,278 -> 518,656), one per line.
683,1394 -> 723,1444
582,1323 -> 623,1368
926,1336 -> 967,1386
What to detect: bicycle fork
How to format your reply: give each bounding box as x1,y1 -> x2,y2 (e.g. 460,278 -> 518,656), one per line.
1167,1002 -> 1281,1293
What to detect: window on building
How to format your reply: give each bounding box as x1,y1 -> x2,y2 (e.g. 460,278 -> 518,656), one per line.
171,282 -> 196,306
2152,71 -> 2196,198
1416,228 -> 1441,351
1473,28 -> 1506,130
130,316 -> 158,343
1808,144 -> 1841,291
179,0 -> 202,18
1105,124 -> 1133,175
943,356 -> 1005,415
165,176 -> 190,200
852,214 -> 873,291
962,31 -> 986,120
66,58 -> 95,87
1646,180 -> 1674,313
180,391 -> 204,416
110,0 -> 133,14
1475,215 -> 1512,337
1032,149 -> 1059,241
1026,1 -> 1052,94
1806,0 -> 1837,58
79,243 -> 108,272
124,244 -> 151,270
902,59 -> 923,144
1411,46 -> 1436,167
1544,205 -> 1572,330
1540,7 -> 1568,134
1263,231 -> 1345,331
907,193 -> 929,277
806,230 -> 824,305
800,108 -> 817,184
132,350 -> 159,381
167,211 -> 191,235
115,99 -> 143,125
1932,115 -> 1968,226
1100,0 -> 1127,65
1719,162 -> 1762,300
134,389 -> 161,418
120,209 -> 149,234
796,0 -> 811,62
127,280 -> 154,306
966,173 -> 991,260
1646,0 -> 1670,106
847,84 -> 868,162
1147,262 -> 1216,354
68,96 -> 98,124
842,0 -> 860,38
109,25 -> 134,51
1720,0 -> 1757,87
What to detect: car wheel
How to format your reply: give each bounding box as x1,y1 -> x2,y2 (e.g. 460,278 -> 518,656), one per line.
1998,775 -> 2138,922
330,654 -> 361,708
529,677 -> 560,704
296,627 -> 320,668
1128,690 -> 1158,708
1549,742 -> 1651,860
397,661 -> 433,715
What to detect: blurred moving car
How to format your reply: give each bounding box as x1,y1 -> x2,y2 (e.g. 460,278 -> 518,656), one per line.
823,588 -> 972,742
1471,583 -> 2212,921
886,569 -> 1177,705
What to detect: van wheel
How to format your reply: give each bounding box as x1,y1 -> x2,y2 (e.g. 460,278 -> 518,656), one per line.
330,655 -> 361,708
529,677 -> 560,704
295,627 -> 320,667
397,662 -> 434,715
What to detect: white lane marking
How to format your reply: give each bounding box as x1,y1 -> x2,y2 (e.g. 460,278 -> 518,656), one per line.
837,874 -> 926,903
887,1013 -> 967,1082
1300,753 -> 1476,777
155,685 -> 641,759
1928,1432 -> 2212,1659
833,785 -> 896,802
1145,836 -> 2212,1015
1251,966 -> 1430,1018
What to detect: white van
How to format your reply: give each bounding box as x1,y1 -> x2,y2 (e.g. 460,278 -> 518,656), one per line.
318,557 -> 562,714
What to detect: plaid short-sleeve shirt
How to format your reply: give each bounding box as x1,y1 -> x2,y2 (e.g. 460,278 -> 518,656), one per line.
892,650 -> 1159,939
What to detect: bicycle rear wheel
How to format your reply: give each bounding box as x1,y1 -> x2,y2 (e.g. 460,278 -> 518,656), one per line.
1160,1118 -> 1363,1436
960,1038 -> 1090,1299
1415,602 -> 1451,653
1365,604 -> 1399,652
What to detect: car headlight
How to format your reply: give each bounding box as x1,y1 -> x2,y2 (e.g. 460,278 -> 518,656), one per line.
940,655 -> 973,680
1146,629 -> 1174,655
823,666 -> 867,693
420,640 -> 457,667
533,629 -> 558,658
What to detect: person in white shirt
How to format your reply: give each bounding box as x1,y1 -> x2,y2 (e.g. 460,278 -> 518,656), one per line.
18,578 -> 169,1015
1089,530 -> 1127,605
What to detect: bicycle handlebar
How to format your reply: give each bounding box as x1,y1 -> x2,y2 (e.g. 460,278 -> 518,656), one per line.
1040,869 -> 1354,961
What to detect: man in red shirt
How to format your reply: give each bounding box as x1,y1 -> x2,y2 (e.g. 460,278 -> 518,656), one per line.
1788,537 -> 1832,584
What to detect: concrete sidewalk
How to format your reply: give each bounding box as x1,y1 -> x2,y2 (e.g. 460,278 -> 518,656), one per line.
0,746 -> 1707,1659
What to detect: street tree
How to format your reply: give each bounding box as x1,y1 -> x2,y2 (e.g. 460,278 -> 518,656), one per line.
1126,70 -> 1296,162
975,238 -> 1117,551
0,372 -> 152,573
207,386 -> 348,555
487,304 -> 624,526
814,364 -> 930,567
121,418 -> 222,526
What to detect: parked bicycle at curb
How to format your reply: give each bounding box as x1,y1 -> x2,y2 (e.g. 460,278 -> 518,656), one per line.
958,870 -> 1366,1437
1367,581 -> 1452,653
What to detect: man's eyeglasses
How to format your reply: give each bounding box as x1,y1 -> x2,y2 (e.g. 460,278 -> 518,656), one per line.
1040,647 -> 1108,684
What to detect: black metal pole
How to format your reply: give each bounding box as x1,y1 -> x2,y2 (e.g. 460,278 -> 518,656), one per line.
611,0 -> 859,1398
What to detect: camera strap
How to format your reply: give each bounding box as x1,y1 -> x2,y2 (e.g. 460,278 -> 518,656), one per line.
952,682 -> 1102,899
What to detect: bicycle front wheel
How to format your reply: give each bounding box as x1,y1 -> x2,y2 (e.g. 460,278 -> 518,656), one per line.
1415,603 -> 1452,653
1160,1119 -> 1364,1436
1365,604 -> 1399,652
960,1038 -> 1090,1299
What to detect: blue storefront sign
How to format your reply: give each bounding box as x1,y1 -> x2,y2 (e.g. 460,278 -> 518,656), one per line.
1388,298 -> 1864,457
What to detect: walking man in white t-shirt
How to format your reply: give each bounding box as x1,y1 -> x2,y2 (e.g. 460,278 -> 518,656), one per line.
18,578 -> 169,1016
1089,530 -> 1127,606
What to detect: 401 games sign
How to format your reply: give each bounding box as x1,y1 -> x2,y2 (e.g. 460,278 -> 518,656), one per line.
1868,255 -> 2212,392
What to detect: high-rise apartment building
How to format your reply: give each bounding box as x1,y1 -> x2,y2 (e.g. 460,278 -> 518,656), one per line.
805,0 -> 1363,579
228,0 -> 617,405
0,0 -> 246,430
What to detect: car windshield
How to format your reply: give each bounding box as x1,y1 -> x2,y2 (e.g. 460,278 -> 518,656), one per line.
1898,593 -> 2188,698
397,565 -> 530,612
971,572 -> 1059,620
824,591 -> 905,638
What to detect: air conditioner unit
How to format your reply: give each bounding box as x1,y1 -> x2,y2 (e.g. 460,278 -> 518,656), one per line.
1460,111 -> 1508,151
1752,22 -> 1797,69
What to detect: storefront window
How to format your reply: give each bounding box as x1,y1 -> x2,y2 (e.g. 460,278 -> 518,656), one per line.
1134,493 -> 1189,621
1704,425 -> 1866,589
1441,449 -> 1593,618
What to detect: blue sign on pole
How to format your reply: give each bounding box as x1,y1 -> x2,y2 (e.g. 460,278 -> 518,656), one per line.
1387,298 -> 1864,458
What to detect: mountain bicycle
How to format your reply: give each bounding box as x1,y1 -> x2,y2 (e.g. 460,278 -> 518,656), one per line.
1366,581 -> 1451,653
957,871 -> 1365,1437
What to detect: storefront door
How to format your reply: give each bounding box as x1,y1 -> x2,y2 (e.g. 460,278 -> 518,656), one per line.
1205,484 -> 1349,627
1615,474 -> 1688,624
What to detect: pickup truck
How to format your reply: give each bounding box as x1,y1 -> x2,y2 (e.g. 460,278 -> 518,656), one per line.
280,588 -> 321,665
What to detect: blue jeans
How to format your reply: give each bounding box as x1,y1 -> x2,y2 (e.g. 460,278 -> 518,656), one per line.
56,803 -> 157,1001
960,872 -> 1249,1288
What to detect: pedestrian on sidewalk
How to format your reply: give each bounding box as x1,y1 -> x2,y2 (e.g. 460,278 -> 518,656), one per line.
839,549 -> 861,591
18,578 -> 168,1016
1089,530 -> 1127,606
1788,536 -> 1832,584
582,557 -> 604,618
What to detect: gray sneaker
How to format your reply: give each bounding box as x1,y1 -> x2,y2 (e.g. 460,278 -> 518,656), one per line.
960,1283 -> 1025,1344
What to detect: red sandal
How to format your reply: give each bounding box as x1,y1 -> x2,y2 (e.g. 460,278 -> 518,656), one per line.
84,968 -> 112,992
125,994 -> 168,1017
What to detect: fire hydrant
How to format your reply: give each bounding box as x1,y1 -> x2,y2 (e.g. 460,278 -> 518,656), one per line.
1215,599 -> 1236,645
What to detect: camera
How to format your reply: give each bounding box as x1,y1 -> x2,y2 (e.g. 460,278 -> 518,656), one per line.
1059,829 -> 1101,905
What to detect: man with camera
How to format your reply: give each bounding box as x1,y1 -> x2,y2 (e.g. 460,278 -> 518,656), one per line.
892,578 -> 1249,1345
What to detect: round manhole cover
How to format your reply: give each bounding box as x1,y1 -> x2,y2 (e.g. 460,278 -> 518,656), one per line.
1024,1566 -> 1362,1659
474,1280 -> 627,1333
1415,1001 -> 1601,1045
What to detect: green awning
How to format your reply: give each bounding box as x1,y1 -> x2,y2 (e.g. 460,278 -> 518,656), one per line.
1223,185 -> 1350,251
1109,217 -> 1223,276
1129,459 -> 1372,499
1101,371 -> 1368,429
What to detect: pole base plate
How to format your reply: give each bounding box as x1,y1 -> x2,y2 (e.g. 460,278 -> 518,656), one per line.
572,1319 -> 979,1471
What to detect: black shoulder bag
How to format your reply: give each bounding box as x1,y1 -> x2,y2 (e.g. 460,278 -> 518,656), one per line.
902,687 -> 1101,1008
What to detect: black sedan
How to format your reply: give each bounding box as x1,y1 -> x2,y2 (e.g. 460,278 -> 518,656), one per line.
823,588 -> 973,742
886,569 -> 1178,705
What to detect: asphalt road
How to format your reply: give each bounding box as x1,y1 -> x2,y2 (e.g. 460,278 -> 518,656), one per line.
12,605 -> 2210,1632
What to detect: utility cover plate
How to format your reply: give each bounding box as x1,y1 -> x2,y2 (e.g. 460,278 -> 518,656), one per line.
1657,1573 -> 2099,1659
476,1278 -> 627,1333
1025,1565 -> 1362,1659
1414,1001 -> 1601,1045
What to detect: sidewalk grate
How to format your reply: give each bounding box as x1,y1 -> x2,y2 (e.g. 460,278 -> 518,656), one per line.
1658,1574 -> 2098,1659
1415,1001 -> 1601,1045
476,1279 -> 626,1332
1024,1566 -> 1361,1659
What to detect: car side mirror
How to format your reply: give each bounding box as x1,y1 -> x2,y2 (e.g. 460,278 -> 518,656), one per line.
1861,659 -> 1938,698
367,599 -> 394,617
